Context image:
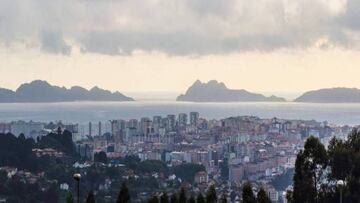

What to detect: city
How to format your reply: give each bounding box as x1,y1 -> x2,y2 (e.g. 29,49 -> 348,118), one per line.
1,0 -> 360,202
0,113 -> 353,202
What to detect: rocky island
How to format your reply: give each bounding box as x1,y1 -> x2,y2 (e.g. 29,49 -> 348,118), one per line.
177,80 -> 286,102
0,80 -> 134,102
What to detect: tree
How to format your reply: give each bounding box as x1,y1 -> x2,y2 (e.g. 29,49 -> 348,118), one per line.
197,193 -> 205,203
123,155 -> 141,170
66,192 -> 74,203
220,193 -> 227,203
116,183 -> 130,203
179,187 -> 187,203
285,190 -> 293,203
293,136 -> 327,203
94,151 -> 108,164
206,185 -> 217,203
0,133 -> 38,171
292,150 -> 315,203
289,129 -> 360,203
138,160 -> 168,174
42,183 -> 59,203
303,136 -> 328,200
188,195 -> 195,203
170,193 -> 178,203
148,195 -> 159,203
327,137 -> 350,180
36,130 -> 76,156
242,182 -> 255,203
327,129 -> 360,202
86,191 -> 96,203
220,158 -> 229,180
173,163 -> 205,183
160,192 -> 169,203
256,188 -> 271,203
0,170 -> 8,183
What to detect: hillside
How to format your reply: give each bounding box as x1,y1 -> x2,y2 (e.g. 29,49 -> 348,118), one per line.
0,80 -> 134,102
176,80 -> 286,102
295,88 -> 360,103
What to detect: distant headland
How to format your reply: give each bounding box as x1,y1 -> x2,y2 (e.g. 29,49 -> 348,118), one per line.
0,80 -> 134,102
176,80 -> 286,102
294,87 -> 360,103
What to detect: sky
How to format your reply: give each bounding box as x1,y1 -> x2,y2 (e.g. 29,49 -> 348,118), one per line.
1,0 -> 360,98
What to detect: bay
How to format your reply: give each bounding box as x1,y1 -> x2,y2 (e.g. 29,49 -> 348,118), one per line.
0,101 -> 359,125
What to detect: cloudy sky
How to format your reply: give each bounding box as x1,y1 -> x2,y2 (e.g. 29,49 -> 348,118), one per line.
0,0 -> 360,97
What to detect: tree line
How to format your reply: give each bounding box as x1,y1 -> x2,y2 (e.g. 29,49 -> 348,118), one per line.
289,128 -> 360,203
0,130 -> 76,171
67,182 -> 271,203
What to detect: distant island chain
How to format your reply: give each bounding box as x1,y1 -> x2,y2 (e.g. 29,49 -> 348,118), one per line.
1,80 -> 360,103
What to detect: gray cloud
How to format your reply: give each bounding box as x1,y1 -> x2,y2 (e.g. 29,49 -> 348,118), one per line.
0,0 -> 359,55
41,31 -> 71,55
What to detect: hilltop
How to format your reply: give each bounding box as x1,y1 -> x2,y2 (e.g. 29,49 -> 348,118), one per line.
295,87 -> 360,103
176,80 -> 286,102
0,80 -> 134,102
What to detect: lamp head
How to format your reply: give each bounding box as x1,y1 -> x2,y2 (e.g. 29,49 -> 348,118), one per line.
337,180 -> 345,187
73,173 -> 81,181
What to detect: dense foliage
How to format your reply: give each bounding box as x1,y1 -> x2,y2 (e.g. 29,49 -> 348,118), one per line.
242,182 -> 256,203
0,133 -> 37,170
0,131 -> 75,172
94,151 -> 108,164
290,129 -> 360,203
37,130 -> 76,155
173,163 -> 206,183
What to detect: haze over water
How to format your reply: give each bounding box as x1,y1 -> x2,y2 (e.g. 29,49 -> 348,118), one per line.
0,101 -> 359,126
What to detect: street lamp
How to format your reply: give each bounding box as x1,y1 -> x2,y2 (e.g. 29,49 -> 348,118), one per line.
337,180 -> 345,203
73,173 -> 81,203
282,191 -> 288,203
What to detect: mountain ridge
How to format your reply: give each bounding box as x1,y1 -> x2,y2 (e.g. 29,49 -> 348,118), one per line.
177,80 -> 286,102
294,87 -> 360,103
0,80 -> 134,102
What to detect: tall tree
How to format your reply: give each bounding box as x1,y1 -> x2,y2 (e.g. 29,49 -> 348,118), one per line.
256,188 -> 271,203
179,187 -> 187,203
116,183 -> 130,203
197,193 -> 205,203
148,195 -> 159,203
327,129 -> 360,202
94,151 -> 108,164
206,185 -> 217,203
170,193 -> 178,203
303,136 -> 328,201
42,183 -> 59,203
292,150 -> 316,203
242,182 -> 256,203
66,192 -> 74,203
188,195 -> 195,203
293,136 -> 327,203
285,190 -> 293,203
220,193 -> 227,203
86,191 -> 96,203
160,192 -> 169,203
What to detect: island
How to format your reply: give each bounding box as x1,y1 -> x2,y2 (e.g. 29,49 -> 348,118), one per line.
294,87 -> 360,103
176,80 -> 286,102
0,80 -> 134,102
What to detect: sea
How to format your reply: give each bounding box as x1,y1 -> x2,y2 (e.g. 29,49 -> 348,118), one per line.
0,101 -> 359,126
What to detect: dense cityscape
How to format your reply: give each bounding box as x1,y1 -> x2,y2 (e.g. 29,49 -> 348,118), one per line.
2,0 -> 360,202
0,112 -> 354,202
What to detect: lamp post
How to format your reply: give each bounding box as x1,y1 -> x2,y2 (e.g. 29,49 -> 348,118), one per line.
282,191 -> 288,203
73,173 -> 81,203
337,180 -> 345,203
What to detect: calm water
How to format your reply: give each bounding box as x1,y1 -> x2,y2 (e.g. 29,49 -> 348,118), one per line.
0,101 -> 359,125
